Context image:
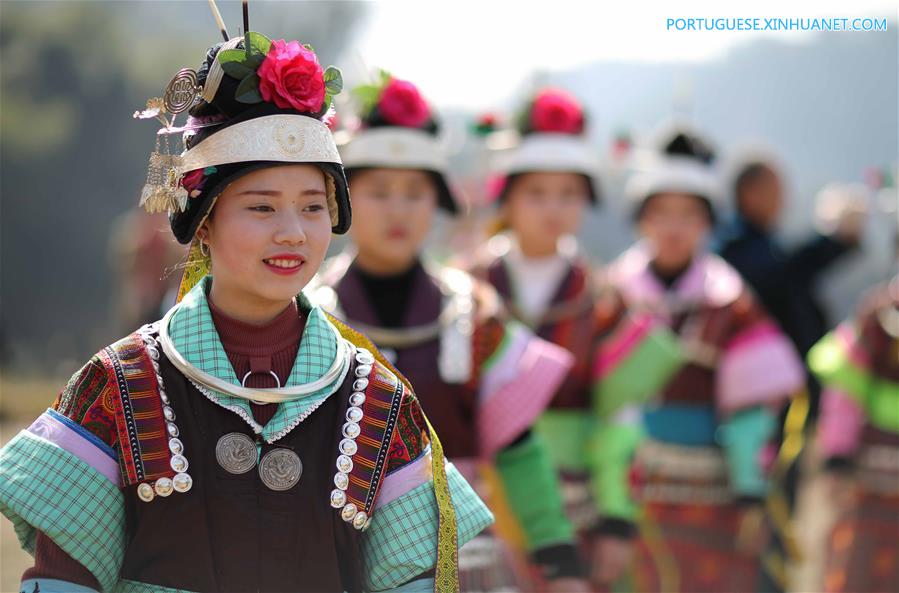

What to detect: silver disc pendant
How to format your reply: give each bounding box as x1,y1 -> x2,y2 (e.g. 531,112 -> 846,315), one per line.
216,432 -> 258,475
259,448 -> 303,491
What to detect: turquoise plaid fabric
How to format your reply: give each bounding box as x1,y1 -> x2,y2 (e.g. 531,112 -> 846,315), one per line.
361,463 -> 494,591
0,431 -> 125,593
21,579 -> 198,593
112,579 -> 196,593
21,579 -> 100,592
168,277 -> 348,442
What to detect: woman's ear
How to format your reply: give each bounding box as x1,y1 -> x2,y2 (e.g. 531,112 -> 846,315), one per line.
498,200 -> 510,220
196,220 -> 211,244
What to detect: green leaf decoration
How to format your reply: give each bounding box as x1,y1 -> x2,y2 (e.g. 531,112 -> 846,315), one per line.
303,43 -> 315,52
245,31 -> 273,58
220,59 -> 254,79
352,84 -> 381,114
217,48 -> 248,66
323,66 -> 343,96
235,73 -> 262,104
246,52 -> 265,70
217,47 -> 260,79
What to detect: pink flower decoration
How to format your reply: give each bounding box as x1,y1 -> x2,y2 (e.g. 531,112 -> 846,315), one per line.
258,39 -> 325,113
323,110 -> 339,131
530,88 -> 585,134
484,174 -> 508,203
378,78 -> 431,128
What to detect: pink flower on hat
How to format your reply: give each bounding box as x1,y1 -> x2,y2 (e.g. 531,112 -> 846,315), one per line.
484,174 -> 507,204
258,39 -> 326,113
378,78 -> 431,128
530,88 -> 585,134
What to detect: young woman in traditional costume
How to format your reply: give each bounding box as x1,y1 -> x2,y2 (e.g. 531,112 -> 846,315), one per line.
309,75 -> 591,592
609,127 -> 806,593
468,88 -> 683,590
0,18 -> 491,593
809,271 -> 899,593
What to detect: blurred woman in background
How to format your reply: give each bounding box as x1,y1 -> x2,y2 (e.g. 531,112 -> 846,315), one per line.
310,75 -> 591,592
609,127 -> 806,593
470,88 -> 682,591
809,269 -> 899,593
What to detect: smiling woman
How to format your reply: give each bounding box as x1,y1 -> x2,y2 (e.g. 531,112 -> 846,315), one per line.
200,165 -> 334,324
0,13 -> 490,593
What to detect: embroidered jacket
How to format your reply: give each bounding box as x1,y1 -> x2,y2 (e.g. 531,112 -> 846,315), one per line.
0,277 -> 492,593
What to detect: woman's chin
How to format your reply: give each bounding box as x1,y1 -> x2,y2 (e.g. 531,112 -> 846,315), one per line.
252,276 -> 313,302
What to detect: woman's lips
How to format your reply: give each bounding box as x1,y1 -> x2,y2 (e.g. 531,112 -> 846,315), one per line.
387,228 -> 408,240
262,255 -> 305,276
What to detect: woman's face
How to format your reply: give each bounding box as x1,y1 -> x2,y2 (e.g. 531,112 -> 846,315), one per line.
738,166 -> 783,230
348,168 -> 438,273
637,192 -> 711,271
502,172 -> 590,257
201,164 -> 332,317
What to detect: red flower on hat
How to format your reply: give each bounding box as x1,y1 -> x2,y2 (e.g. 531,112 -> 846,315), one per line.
258,39 -> 326,113
530,88 -> 585,134
323,110 -> 339,130
378,78 -> 431,128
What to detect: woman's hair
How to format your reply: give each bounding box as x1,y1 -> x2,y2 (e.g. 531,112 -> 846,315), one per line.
662,131 -> 716,164
344,167 -> 445,193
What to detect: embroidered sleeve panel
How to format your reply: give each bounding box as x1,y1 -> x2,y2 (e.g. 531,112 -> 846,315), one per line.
337,359 -> 416,523
386,387 -> 428,474
98,333 -> 176,486
52,356 -> 120,449
67,331 -> 176,488
468,316 -> 507,389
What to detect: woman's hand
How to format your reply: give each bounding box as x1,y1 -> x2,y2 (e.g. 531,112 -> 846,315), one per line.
735,505 -> 769,556
590,536 -> 633,589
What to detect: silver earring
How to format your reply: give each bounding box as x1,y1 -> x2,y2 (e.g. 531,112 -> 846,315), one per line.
199,241 -> 210,258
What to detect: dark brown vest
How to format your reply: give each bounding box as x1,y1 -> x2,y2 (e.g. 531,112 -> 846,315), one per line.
119,347 -> 365,593
334,263 -> 480,459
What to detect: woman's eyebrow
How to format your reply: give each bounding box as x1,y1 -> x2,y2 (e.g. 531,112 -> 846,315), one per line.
237,189 -> 281,196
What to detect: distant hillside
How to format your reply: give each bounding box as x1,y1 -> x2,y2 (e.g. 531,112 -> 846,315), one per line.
545,26 -> 898,319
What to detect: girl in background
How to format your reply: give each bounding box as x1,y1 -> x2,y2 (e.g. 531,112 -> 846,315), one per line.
311,75 -> 590,592
471,88 -> 682,590
610,127 -> 805,593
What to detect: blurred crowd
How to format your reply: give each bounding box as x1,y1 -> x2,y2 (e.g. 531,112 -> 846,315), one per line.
111,77 -> 897,593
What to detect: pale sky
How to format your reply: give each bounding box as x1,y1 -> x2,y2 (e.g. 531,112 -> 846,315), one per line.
352,0 -> 897,109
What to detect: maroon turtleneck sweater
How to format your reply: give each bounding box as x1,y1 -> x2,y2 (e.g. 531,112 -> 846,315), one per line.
24,299 -> 305,588
208,297 -> 305,425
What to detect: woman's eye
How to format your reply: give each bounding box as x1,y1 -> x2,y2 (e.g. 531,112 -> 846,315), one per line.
304,203 -> 326,212
249,205 -> 274,212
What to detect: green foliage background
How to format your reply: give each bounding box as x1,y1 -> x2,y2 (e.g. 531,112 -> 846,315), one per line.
0,1 -> 368,375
